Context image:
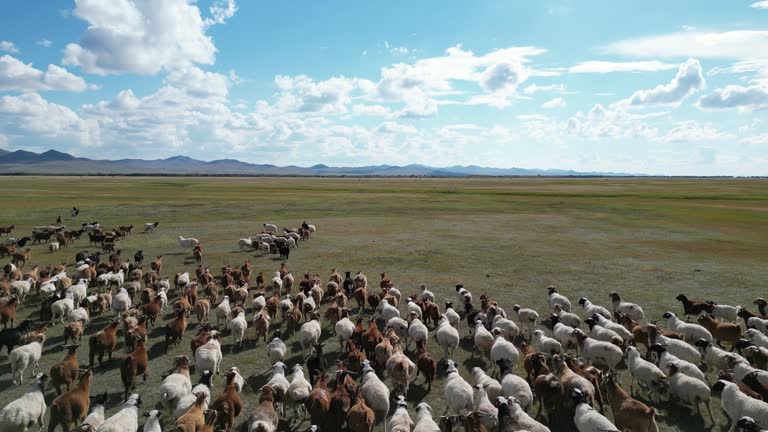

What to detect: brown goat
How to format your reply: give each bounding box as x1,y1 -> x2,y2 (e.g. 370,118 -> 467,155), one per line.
166,309 -> 188,352
0,296 -> 19,328
698,315 -> 742,350
250,385 -> 279,432
361,320 -> 383,360
676,294 -> 711,317
347,392 -> 375,432
211,370 -> 244,431
50,344 -> 81,395
305,374 -> 331,429
48,369 -> 93,432
602,372 -> 658,431
195,298 -> 211,323
121,335 -> 149,401
11,249 -> 32,268
174,392 -> 209,432
415,340 -> 436,390
88,319 -> 119,367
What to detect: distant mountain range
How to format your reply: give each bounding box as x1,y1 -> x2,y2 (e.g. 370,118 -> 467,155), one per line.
0,149 -> 642,176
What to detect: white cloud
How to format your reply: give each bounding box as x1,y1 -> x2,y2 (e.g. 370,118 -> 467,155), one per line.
0,93 -> 97,145
479,61 -> 528,92
541,97 -> 566,109
698,83 -> 768,110
351,104 -> 392,117
375,121 -> 418,134
62,0 -> 233,75
740,133 -> 768,145
36,39 -> 52,48
750,1 -> 768,9
565,104 -> 658,140
274,75 -> 361,114
165,66 -> 230,100
603,30 -> 768,60
0,55 -> 88,92
568,60 -> 677,74
623,58 -> 704,107
657,121 -> 733,143
522,83 -> 566,94
0,41 -> 18,53
206,0 -> 237,26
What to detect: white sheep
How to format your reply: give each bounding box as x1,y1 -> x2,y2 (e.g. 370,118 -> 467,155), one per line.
574,331 -> 623,371
95,393 -> 141,432
195,335 -> 223,375
174,370 -> 212,419
609,291 -> 644,320
175,272 -> 190,290
490,328 -> 520,372
143,222 -> 158,233
570,389 -> 620,432
177,236 -> 199,248
713,380 -> 768,430
591,313 -> 633,341
387,317 -> 409,341
238,238 -> 254,251
578,297 -> 612,320
500,371 -> 533,409
65,281 -> 87,305
111,287 -> 132,315
473,320 -> 495,358
553,304 -> 581,328
444,302 -> 460,328
271,273 -> 282,293
471,367 -> 502,400
68,307 -> 90,326
361,360 -> 390,426
266,362 -> 290,416
650,332 -> 701,364
512,304 -> 539,338
215,296 -> 231,328
407,316 -> 429,350
491,315 -> 520,340
263,223 -> 278,234
747,317 -> 768,336
229,311 -> 248,349
10,278 -> 33,304
252,293 -> 266,313
664,311 -> 713,343
51,295 -> 75,325
286,364 -> 312,417
472,384 -> 498,430
0,372 -> 47,431
142,410 -> 162,432
258,241 -> 270,255
532,330 -> 563,355
456,284 -> 472,305
377,299 -> 400,322
745,329 -> 768,349
709,302 -> 740,323
229,367 -> 245,393
299,315 -> 321,357
336,315 -> 355,350
443,360 -> 473,416
39,282 -> 57,299
551,318 -> 579,350
268,336 -> 287,365
497,396 -> 550,432
413,402 -> 441,432
79,393 -> 109,431
649,344 -> 706,382
419,284 -> 435,303
406,298 -> 422,320
388,396 -> 414,432
10,334 -> 45,386
626,346 -> 667,398
695,339 -> 738,372
729,358 -> 768,388
49,241 -> 60,253
548,286 -> 571,312
667,362 -> 714,423
435,315 -> 460,359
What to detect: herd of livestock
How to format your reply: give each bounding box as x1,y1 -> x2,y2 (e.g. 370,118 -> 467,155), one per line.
0,220 -> 766,432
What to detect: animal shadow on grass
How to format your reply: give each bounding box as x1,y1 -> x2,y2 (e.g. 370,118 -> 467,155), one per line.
659,401 -> 714,431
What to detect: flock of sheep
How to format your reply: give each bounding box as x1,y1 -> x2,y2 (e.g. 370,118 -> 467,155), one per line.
0,219 -> 766,432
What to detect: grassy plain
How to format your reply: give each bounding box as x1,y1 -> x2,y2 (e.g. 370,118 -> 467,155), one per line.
0,176 -> 766,431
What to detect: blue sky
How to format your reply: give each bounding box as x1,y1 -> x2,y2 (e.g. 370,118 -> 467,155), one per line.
0,1 -> 767,175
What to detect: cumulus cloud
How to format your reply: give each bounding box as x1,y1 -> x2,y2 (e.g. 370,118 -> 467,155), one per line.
541,97 -> 566,109
623,58 -> 705,107
0,41 -> 18,53
165,66 -> 230,100
657,121 -> 733,143
568,60 -> 677,73
36,39 -> 52,48
62,0 -> 232,75
0,54 -> 88,92
750,1 -> 768,9
479,61 -> 528,92
0,93 -> 97,145
274,75 -> 361,114
565,104 -> 658,140
375,121 -> 418,134
698,83 -> 768,110
740,133 -> 768,145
